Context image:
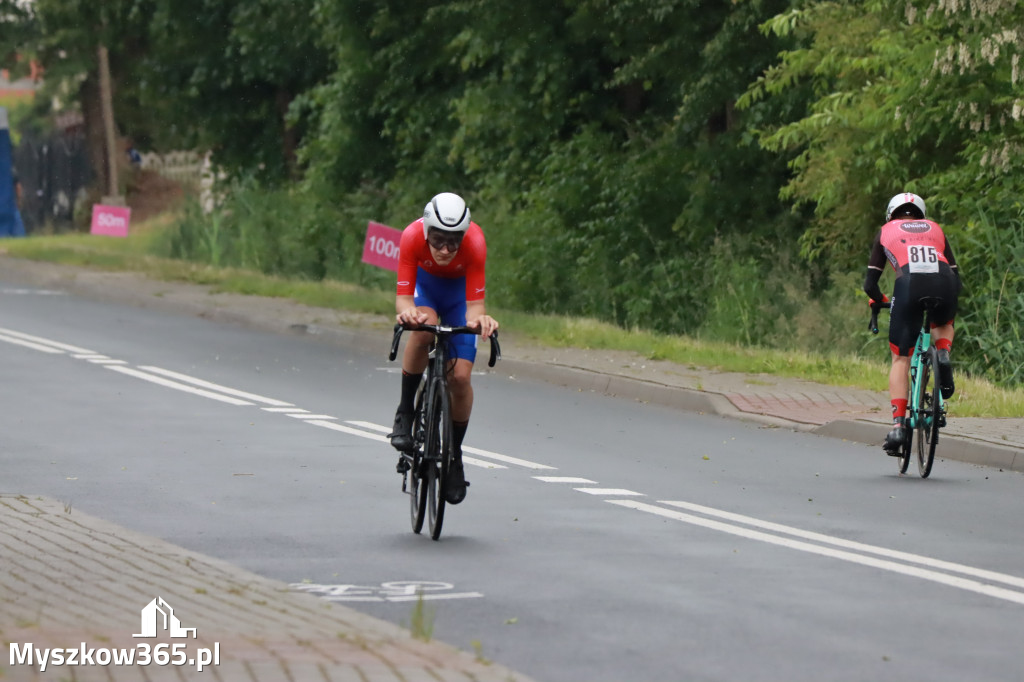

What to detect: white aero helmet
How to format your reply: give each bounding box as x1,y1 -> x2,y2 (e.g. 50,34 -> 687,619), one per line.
886,192 -> 926,221
423,192 -> 471,238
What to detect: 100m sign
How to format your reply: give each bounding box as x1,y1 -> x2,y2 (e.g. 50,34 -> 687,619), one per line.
362,221 -> 402,272
367,235 -> 399,259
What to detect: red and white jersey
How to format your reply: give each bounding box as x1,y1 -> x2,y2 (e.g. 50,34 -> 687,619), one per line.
396,219 -> 487,301
868,219 -> 956,276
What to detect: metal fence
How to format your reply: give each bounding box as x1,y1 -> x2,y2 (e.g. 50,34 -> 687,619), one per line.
13,131 -> 93,233
138,150 -> 204,187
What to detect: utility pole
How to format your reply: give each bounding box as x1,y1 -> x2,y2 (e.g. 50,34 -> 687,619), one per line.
97,44 -> 123,205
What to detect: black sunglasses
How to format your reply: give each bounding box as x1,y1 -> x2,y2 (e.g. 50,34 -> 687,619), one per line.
427,229 -> 464,252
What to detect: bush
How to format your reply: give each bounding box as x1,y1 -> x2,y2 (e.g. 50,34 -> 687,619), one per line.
954,213 -> 1024,384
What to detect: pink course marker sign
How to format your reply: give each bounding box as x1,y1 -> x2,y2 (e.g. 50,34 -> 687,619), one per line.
362,221 -> 402,272
90,204 -> 132,237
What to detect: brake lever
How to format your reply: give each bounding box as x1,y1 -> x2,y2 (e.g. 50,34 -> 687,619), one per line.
388,323 -> 403,361
488,330 -> 501,368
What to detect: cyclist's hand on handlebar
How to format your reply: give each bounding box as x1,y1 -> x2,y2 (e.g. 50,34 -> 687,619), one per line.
396,306 -> 430,328
467,314 -> 499,339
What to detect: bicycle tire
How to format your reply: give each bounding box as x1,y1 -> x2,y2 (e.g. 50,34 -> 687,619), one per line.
409,454 -> 427,534
898,427 -> 911,474
916,348 -> 941,478
409,383 -> 428,533
424,379 -> 452,540
897,361 -> 913,474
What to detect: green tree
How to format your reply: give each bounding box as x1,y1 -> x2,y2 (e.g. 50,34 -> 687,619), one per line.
739,0 -> 1024,267
139,0 -> 329,179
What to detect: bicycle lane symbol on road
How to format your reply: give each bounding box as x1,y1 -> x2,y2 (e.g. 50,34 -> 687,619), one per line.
290,580 -> 484,602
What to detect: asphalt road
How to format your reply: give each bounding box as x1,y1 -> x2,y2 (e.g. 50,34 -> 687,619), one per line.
3,280 -> 1024,682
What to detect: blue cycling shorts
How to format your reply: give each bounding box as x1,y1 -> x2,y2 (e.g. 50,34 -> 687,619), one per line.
414,269 -> 478,363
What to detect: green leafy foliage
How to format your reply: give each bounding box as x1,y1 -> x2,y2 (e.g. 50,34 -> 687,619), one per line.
954,214 -> 1024,384
11,0 -> 1024,386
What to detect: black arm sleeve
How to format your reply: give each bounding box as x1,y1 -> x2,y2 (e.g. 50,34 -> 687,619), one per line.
944,238 -> 963,293
863,231 -> 886,302
943,237 -> 958,270
863,267 -> 885,303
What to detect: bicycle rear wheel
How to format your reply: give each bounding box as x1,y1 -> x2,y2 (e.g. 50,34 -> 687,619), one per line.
916,348 -> 941,478
424,380 -> 452,540
898,430 -> 911,474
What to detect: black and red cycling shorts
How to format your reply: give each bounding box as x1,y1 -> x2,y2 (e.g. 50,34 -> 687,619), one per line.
888,263 -> 959,356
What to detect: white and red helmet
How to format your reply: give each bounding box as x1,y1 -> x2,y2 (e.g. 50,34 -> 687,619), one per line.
422,192 -> 471,239
885,192 -> 926,221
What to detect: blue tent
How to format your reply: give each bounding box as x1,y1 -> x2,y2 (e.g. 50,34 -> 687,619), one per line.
0,106 -> 25,237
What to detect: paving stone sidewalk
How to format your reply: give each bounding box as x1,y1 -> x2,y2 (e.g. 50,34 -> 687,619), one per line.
0,495 -> 535,682
503,347 -> 1024,472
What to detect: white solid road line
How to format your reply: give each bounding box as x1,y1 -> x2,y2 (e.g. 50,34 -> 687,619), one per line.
661,499 -> 1024,591
105,366 -> 255,406
0,326 -> 95,353
0,332 -> 65,354
610,499 -> 1024,607
305,419 -> 390,442
462,445 -> 557,470
138,366 -> 294,406
11,322 -> 1024,607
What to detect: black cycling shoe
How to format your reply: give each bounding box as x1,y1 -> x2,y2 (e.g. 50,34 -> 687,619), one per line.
445,453 -> 470,505
883,420 -> 906,456
389,409 -> 415,452
937,348 -> 955,399
396,456 -> 410,475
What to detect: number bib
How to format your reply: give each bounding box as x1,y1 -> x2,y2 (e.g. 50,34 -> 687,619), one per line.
908,245 -> 939,273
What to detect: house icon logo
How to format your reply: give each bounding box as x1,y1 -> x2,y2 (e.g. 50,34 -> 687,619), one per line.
133,597 -> 197,638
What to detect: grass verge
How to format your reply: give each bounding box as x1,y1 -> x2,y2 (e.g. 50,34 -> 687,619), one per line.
4,221 -> 1022,418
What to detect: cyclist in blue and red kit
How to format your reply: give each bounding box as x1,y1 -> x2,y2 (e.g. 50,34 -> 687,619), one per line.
388,192 -> 498,504
864,192 -> 961,455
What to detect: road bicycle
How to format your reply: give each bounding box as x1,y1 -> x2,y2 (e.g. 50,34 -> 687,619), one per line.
869,300 -> 947,478
388,323 -> 500,539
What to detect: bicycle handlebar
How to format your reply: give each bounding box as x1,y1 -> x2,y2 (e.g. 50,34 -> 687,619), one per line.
388,323 -> 502,368
868,300 -> 892,335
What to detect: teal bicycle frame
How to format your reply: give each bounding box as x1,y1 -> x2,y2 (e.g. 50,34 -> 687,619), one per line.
870,300 -> 946,477
907,326 -> 943,431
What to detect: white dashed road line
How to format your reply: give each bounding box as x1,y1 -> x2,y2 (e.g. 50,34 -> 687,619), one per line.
534,476 -> 597,484
9,323 -> 1024,608
575,488 -> 645,496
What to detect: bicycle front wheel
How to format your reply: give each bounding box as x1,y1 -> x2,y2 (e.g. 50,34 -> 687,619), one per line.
916,348 -> 941,478
424,380 -> 453,540
409,453 -> 427,534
